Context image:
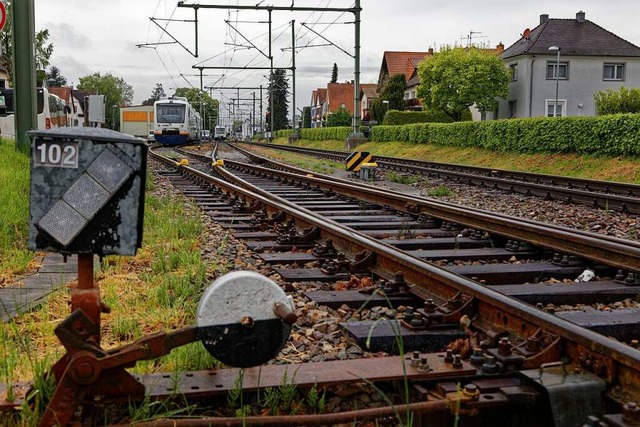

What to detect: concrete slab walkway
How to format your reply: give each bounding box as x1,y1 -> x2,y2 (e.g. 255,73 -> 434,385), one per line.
0,253 -> 77,321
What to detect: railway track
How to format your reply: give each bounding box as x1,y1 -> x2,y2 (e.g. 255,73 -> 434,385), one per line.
5,142 -> 638,426
132,144 -> 640,425
236,141 -> 640,214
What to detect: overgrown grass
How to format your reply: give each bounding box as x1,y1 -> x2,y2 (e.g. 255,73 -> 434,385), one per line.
426,185 -> 456,198
0,178 -> 219,423
0,139 -> 34,278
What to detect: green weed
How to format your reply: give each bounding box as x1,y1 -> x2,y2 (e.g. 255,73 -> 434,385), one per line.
387,171 -> 421,185
427,186 -> 456,198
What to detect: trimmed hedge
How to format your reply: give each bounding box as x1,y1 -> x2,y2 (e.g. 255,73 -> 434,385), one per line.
382,110 -> 472,125
371,114 -> 640,157
276,129 -> 293,137
276,127 -> 352,140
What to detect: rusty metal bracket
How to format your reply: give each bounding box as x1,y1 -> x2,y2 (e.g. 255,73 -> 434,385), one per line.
39,309 -> 198,427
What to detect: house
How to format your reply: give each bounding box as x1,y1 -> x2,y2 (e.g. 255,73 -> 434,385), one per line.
49,86 -> 96,126
360,84 -> 378,121
310,88 -> 327,128
498,11 -> 640,119
377,51 -> 432,110
327,82 -> 354,114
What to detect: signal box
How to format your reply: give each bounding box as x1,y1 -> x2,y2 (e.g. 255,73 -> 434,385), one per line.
28,128 -> 147,256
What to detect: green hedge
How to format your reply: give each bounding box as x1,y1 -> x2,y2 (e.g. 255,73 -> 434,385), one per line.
276,129 -> 294,137
382,110 -> 472,125
276,127 -> 352,140
371,114 -> 640,156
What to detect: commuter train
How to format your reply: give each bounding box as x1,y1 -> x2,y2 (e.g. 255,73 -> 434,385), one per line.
0,87 -> 70,138
213,125 -> 226,141
153,97 -> 201,145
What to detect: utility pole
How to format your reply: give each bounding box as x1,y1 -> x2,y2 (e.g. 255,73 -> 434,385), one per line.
268,8 -> 274,139
13,0 -> 37,153
291,20 -> 297,138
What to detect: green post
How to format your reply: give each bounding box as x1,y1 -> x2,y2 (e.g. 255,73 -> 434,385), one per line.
12,0 -> 38,153
347,0 -> 365,147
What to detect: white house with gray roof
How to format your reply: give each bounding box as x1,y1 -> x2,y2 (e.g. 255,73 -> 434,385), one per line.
497,11 -> 640,119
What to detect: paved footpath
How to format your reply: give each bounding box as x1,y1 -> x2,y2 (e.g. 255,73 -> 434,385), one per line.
0,254 -> 77,322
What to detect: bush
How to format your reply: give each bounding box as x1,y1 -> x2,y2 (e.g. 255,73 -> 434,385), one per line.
595,87 -> 640,115
371,114 -> 640,157
382,109 -> 472,125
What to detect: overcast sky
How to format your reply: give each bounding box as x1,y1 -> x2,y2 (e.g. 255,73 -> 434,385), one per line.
34,0 -> 640,123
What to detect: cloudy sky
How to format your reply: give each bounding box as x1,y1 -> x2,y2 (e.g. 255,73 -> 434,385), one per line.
35,0 -> 640,124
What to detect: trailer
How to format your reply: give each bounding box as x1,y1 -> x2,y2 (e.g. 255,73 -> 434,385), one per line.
119,105 -> 154,138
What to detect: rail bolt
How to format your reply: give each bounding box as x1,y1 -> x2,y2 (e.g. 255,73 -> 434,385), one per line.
481,355 -> 500,375
463,384 -> 479,399
470,348 -> 485,366
424,299 -> 437,314
410,351 -> 420,367
418,357 -> 430,372
623,402 -> 640,424
444,349 -> 454,364
498,337 -> 512,356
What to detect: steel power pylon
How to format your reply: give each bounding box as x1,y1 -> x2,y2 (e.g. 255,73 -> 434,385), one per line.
177,0 -> 363,141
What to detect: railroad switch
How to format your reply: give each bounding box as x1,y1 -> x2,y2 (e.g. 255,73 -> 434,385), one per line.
36,271 -> 296,427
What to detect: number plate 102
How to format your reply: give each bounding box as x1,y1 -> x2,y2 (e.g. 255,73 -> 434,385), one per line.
34,141 -> 79,168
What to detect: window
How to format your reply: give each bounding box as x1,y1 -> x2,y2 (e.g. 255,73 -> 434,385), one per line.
546,62 -> 569,79
603,63 -> 625,81
546,99 -> 566,117
510,64 -> 518,81
404,92 -> 409,100
410,91 -> 415,99
508,100 -> 517,118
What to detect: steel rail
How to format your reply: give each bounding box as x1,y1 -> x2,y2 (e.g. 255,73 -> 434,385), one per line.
244,141 -> 640,197
220,145 -> 640,272
239,141 -> 640,211
150,151 -> 640,386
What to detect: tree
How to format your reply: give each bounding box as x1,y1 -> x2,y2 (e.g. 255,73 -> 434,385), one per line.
417,47 -> 510,121
173,87 -> 219,130
330,63 -> 338,84
302,106 -> 311,128
46,66 -> 67,86
326,107 -> 351,127
267,69 -> 289,132
380,74 -> 407,111
142,83 -> 167,106
0,1 -> 54,84
77,72 -> 134,129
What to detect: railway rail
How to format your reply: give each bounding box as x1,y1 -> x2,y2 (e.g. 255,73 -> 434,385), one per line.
4,141 -> 639,426
135,143 -> 640,425
236,141 -> 640,214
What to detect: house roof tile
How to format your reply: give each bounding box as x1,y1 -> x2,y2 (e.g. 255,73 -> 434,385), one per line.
502,17 -> 640,59
359,83 -> 378,99
382,51 -> 430,79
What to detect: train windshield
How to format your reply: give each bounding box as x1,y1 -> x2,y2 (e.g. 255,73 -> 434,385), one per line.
156,103 -> 185,123
0,88 -> 46,114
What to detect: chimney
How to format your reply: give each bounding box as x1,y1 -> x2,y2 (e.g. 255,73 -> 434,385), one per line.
576,10 -> 585,22
540,14 -> 549,24
496,42 -> 504,54
428,47 -> 434,55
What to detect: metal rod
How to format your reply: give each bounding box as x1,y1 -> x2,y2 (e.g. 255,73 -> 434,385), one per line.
177,3 -> 361,13
352,0 -> 362,137
112,398 -> 448,426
